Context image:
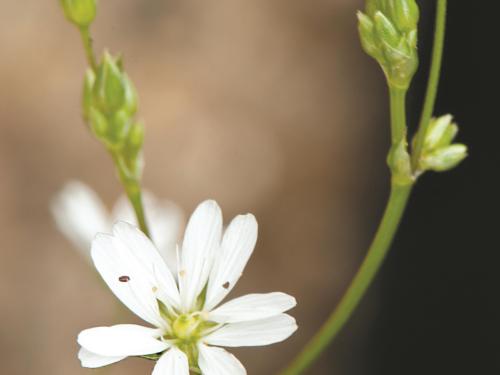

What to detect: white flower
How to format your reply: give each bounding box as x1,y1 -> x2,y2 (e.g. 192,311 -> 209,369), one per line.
77,200 -> 298,374
51,181 -> 183,272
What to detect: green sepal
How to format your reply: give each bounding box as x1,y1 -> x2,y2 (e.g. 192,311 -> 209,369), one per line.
93,52 -> 127,114
421,144 -> 468,172
60,0 -> 97,27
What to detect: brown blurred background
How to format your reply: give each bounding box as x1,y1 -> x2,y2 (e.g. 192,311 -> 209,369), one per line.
0,1 -> 492,375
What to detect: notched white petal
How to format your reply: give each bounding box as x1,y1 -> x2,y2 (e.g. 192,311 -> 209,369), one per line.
179,200 -> 223,311
78,324 -> 167,357
152,347 -> 190,375
209,292 -> 297,323
205,213 -> 258,310
198,344 -> 246,375
78,347 -> 125,368
204,314 -> 298,347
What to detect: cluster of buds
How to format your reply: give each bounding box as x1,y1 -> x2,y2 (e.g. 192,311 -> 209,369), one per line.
60,0 -> 96,27
414,115 -> 468,173
84,52 -> 145,178
357,0 -> 419,89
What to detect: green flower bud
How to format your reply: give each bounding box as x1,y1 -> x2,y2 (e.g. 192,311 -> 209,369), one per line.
421,144 -> 468,172
88,107 -> 108,140
414,114 -> 468,173
82,69 -> 95,121
122,75 -> 138,117
358,0 -> 420,89
111,110 -> 132,144
127,122 -> 145,153
358,12 -> 380,60
374,11 -> 399,49
93,52 -> 127,114
424,114 -> 454,150
390,0 -> 419,32
60,0 -> 96,27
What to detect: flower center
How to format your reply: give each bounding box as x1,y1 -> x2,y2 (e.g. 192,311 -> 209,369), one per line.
172,313 -> 203,341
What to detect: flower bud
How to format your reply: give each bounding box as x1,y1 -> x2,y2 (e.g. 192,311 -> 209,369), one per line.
357,0 -> 419,89
127,122 -> 145,153
374,11 -> 399,49
358,12 -> 380,60
421,144 -> 468,172
424,114 -> 454,150
390,0 -> 419,32
82,69 -> 95,121
88,107 -> 108,140
93,52 -> 127,114
60,0 -> 96,27
414,114 -> 468,173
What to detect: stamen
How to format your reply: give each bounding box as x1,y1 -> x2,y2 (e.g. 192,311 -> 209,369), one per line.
118,275 -> 130,282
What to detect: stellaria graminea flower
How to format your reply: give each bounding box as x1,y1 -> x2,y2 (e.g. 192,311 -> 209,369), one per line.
51,180 -> 183,272
77,200 -> 297,374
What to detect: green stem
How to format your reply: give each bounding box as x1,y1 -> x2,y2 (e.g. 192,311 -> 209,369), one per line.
390,87 -> 407,144
280,84 -> 413,375
126,183 -> 150,237
411,0 -> 447,171
79,26 -> 98,71
110,151 -> 151,237
280,184 -> 412,375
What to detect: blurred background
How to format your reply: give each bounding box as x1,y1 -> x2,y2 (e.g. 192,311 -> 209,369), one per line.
0,1 -> 491,374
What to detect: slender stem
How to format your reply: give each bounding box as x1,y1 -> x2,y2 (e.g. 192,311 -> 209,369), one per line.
411,0 -> 447,171
126,183 -> 150,237
280,83 -> 413,375
110,151 -> 151,237
79,26 -> 98,71
280,184 -> 412,375
390,87 -> 407,144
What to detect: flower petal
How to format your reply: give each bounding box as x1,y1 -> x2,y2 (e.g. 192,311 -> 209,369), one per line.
204,214 -> 257,311
91,230 -> 167,327
198,344 -> 246,375
208,293 -> 296,323
111,193 -> 183,274
178,200 -> 222,311
51,181 -> 110,257
152,347 -> 189,375
78,324 -> 167,357
111,222 -> 181,309
78,347 -> 125,368
204,314 -> 297,347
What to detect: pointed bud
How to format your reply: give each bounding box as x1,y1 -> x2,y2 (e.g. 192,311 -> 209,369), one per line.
88,107 -> 108,140
424,114 -> 455,150
421,144 -> 468,172
111,110 -> 132,144
374,11 -> 399,49
358,12 -> 380,59
93,52 -> 127,114
60,0 -> 96,27
387,0 -> 419,32
82,69 -> 95,121
122,75 -> 138,117
127,122 -> 145,153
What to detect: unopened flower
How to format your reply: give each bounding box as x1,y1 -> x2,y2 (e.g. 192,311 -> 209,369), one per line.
51,181 -> 183,272
77,200 -> 297,374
